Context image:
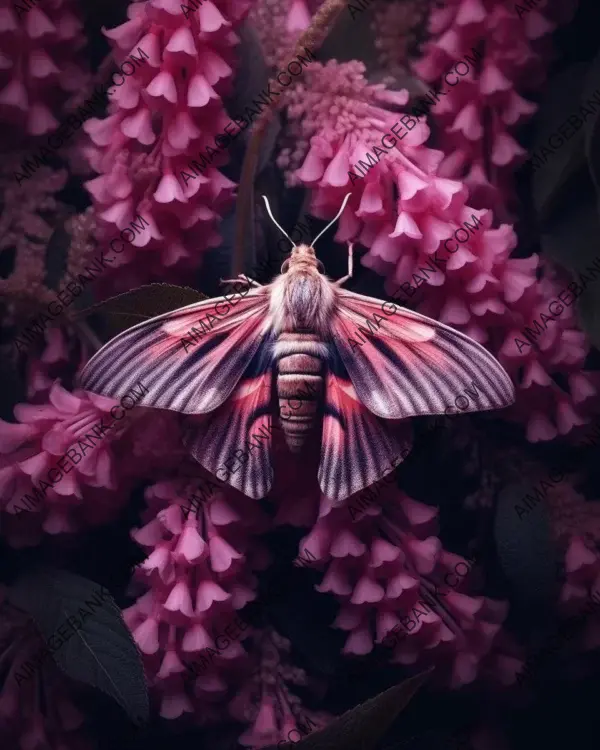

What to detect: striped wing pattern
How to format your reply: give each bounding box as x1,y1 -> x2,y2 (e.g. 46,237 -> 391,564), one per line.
78,290 -> 272,415
183,334 -> 276,498
319,349 -> 412,501
331,289 -> 515,420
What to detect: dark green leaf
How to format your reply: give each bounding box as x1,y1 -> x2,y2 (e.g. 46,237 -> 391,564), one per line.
539,174 -> 600,272
277,669 -> 433,750
493,478 -> 561,618
577,282 -> 600,348
539,175 -> 600,347
73,283 -> 208,339
531,64 -> 589,223
8,567 -> 149,725
581,48 -> 600,195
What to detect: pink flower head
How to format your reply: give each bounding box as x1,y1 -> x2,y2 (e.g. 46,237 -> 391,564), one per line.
303,486 -> 521,688
124,468 -> 270,720
0,383 -> 141,545
411,0 -> 571,218
83,0 -> 250,283
0,0 -> 89,145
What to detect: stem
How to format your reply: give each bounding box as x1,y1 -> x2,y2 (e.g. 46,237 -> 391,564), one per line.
233,0 -> 348,276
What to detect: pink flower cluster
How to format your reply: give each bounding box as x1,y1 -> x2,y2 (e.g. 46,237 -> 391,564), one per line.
412,0 -> 576,219
0,0 -> 89,143
299,483 -> 522,688
230,628 -> 330,747
123,469 -> 270,720
83,0 -> 251,287
0,382 -> 179,546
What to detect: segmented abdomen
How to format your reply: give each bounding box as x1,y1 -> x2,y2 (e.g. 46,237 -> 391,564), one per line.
275,332 -> 325,453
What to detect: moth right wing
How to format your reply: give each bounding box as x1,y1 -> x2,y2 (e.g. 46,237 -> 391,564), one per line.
330,288 -> 515,420
78,286 -> 272,415
319,347 -> 412,502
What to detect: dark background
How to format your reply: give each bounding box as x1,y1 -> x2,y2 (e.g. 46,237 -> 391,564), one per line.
2,0 -> 600,748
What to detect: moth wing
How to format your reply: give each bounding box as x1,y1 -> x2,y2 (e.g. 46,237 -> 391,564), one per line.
78,288 -> 272,414
319,349 -> 412,501
184,333 -> 276,498
330,288 -> 515,420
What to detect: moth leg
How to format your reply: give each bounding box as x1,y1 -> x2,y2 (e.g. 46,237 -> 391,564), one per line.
333,242 -> 354,287
219,274 -> 262,288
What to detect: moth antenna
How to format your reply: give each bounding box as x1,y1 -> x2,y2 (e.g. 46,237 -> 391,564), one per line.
311,193 -> 352,247
262,196 -> 297,248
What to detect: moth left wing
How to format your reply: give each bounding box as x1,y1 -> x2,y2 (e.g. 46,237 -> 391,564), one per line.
329,288 -> 515,420
319,349 -> 412,502
78,288 -> 271,414
184,332 -> 276,499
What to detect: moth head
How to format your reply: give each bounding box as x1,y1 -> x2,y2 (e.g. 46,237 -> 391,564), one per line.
281,244 -> 324,273
262,194 -> 352,275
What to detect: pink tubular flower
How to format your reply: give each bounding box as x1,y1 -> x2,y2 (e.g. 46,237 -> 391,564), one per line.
0,383 -> 144,546
123,468 -> 270,721
0,587 -> 93,749
230,628 -> 330,747
300,485 -> 522,688
412,0 -> 577,219
281,59 -> 598,442
82,0 -> 251,284
0,0 -> 89,145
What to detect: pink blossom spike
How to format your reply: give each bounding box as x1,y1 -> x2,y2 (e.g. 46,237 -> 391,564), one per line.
195,580 -> 230,612
165,26 -> 196,56
29,50 -> 60,78
330,529 -> 367,558
390,211 -> 422,240
209,536 -> 242,572
198,1 -> 229,33
343,626 -> 374,656
173,523 -> 205,562
182,623 -> 213,652
26,9 -> 57,38
121,109 -> 155,145
154,173 -> 185,203
133,617 -> 160,654
147,71 -> 177,104
187,73 -> 217,107
351,576 -> 385,605
164,580 -> 194,617
0,80 -> 28,110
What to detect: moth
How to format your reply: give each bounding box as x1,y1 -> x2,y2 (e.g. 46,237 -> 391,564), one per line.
79,195 -> 515,502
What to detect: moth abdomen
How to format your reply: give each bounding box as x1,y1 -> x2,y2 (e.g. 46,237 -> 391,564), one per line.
276,333 -> 325,453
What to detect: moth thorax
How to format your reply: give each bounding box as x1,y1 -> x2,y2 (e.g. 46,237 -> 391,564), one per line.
276,332 -> 324,453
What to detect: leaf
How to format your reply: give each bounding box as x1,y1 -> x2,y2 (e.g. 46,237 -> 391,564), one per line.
538,173 -> 600,348
8,567 -> 149,725
539,172 -> 600,273
577,283 -> 600,349
493,479 -> 561,618
72,283 -> 208,339
277,669 -> 433,750
581,48 -> 600,195
531,64 -> 589,224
